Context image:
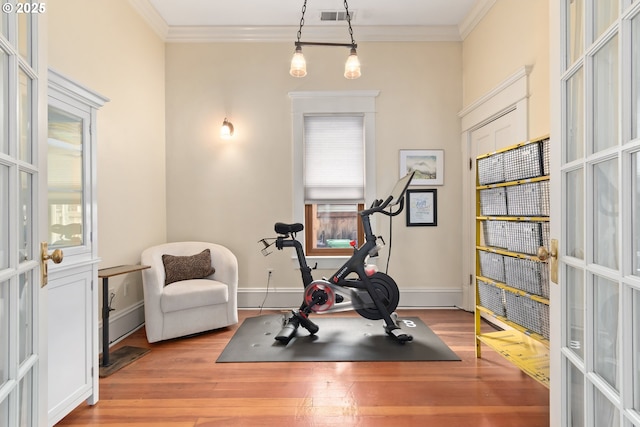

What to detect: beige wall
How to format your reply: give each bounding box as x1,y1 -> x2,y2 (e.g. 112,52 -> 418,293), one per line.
463,0 -> 550,138
48,0 -> 167,307
165,41 -> 464,298
45,0 -> 552,314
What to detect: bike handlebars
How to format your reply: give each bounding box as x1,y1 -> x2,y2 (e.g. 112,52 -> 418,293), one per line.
359,171 -> 414,217
359,194 -> 405,217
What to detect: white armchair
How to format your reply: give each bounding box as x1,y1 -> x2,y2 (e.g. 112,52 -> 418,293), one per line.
140,241 -> 238,343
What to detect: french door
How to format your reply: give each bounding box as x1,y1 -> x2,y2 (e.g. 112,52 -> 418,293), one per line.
553,0 -> 640,425
0,6 -> 47,426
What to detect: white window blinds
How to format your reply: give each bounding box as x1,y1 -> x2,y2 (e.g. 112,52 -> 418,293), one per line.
304,115 -> 365,203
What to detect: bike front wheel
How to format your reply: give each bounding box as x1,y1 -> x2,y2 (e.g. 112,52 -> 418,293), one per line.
355,272 -> 400,320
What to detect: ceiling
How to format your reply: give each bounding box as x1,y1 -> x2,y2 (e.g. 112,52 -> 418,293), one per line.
129,0 -> 495,42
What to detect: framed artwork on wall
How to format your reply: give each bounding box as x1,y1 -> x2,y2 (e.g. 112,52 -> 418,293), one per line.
406,189 -> 437,226
399,149 -> 444,186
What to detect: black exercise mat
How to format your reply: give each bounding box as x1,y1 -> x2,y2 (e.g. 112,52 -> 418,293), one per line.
216,314 -> 460,363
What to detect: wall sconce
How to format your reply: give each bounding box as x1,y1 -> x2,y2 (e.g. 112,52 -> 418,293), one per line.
221,118 -> 234,139
289,0 -> 361,79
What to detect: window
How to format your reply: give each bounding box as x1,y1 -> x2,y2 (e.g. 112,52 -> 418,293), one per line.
303,115 -> 364,255
290,91 -> 378,264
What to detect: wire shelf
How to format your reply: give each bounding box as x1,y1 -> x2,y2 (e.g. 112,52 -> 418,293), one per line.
477,279 -> 506,317
504,255 -> 549,298
504,290 -> 549,339
479,187 -> 508,216
478,153 -> 505,185
506,180 -> 550,217
478,250 -> 505,283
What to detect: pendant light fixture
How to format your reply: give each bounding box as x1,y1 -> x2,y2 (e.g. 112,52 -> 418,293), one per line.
289,0 -> 361,79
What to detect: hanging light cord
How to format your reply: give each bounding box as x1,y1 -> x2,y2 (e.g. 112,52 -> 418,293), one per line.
344,0 -> 356,47
295,0 -> 356,48
296,0 -> 307,44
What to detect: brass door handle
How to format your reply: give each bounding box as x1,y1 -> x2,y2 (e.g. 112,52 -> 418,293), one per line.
537,246 -> 557,261
537,239 -> 558,284
41,242 -> 63,287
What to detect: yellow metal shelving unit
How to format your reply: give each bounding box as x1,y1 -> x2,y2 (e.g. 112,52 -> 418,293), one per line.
474,136 -> 550,388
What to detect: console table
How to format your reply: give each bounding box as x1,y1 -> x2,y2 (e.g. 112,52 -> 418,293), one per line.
98,264 -> 150,377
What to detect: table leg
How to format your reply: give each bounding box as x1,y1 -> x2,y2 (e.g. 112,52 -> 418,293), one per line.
101,277 -> 110,366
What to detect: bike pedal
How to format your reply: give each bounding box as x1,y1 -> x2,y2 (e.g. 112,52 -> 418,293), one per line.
387,327 -> 413,343
296,313 -> 319,335
275,322 -> 298,343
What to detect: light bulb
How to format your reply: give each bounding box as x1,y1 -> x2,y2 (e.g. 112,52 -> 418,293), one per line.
344,48 -> 361,79
290,46 -> 307,77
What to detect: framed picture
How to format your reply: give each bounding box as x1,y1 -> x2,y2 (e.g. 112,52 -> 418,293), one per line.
406,189 -> 437,226
399,149 -> 444,186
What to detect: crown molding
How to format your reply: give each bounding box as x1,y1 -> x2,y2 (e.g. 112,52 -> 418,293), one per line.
128,0 -> 169,40
164,25 -> 463,43
130,0 -> 494,43
458,0 -> 496,40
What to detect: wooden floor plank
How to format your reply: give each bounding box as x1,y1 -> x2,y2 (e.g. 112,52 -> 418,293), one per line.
57,309 -> 549,426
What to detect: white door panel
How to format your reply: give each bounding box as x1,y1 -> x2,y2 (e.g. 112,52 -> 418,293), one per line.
47,268 -> 93,425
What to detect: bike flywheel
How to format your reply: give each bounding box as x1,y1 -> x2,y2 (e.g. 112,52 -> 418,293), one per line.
355,272 -> 400,320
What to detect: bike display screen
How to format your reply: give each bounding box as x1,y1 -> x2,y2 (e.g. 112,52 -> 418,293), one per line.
388,171 -> 415,205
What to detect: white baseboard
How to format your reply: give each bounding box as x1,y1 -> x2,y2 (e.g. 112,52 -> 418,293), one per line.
238,287 -> 462,309
100,287 -> 463,349
98,301 -> 146,352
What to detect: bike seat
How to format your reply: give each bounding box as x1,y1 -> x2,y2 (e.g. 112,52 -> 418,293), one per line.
275,222 -> 304,235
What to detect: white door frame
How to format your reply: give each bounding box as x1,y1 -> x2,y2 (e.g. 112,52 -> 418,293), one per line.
458,66 -> 530,311
46,69 -> 107,426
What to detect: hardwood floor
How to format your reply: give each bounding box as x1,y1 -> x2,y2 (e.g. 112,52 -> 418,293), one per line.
57,309 -> 549,426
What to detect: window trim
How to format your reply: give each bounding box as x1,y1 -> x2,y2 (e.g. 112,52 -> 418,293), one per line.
290,90 -> 379,267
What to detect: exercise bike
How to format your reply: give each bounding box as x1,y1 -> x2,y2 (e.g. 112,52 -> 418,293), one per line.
258,171 -> 415,344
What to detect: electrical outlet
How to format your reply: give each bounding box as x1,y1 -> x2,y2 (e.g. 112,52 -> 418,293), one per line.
267,268 -> 274,276
108,287 -> 115,298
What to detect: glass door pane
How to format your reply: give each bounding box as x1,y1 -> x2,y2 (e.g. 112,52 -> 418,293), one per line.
567,0 -> 584,66
0,8 -> 6,39
18,273 -> 32,365
593,159 -> 618,270
566,168 -> 584,259
593,35 -> 619,154
0,165 -> 7,269
634,289 -> 640,411
18,370 -> 32,427
48,106 -> 84,249
19,172 -> 32,264
17,14 -> 31,65
0,50 -> 7,155
633,14 -> 640,140
594,275 -> 620,390
566,266 -> 585,359
594,386 -> 620,427
0,281 -> 7,386
568,363 -> 585,427
594,0 -> 618,40
0,399 -> 6,427
18,69 -> 31,163
633,152 -> 640,277
566,68 -> 584,162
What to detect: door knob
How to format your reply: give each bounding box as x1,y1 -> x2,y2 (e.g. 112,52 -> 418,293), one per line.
537,238 -> 558,284
537,246 -> 556,261
41,242 -> 63,287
